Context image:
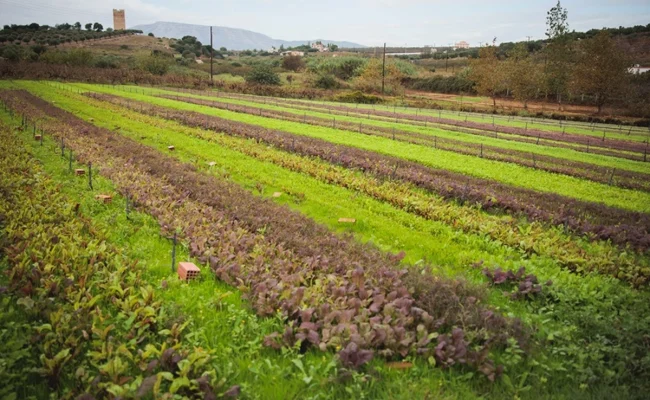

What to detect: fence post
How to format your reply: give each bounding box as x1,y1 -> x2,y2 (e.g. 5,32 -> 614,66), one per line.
88,162 -> 93,190
171,231 -> 177,273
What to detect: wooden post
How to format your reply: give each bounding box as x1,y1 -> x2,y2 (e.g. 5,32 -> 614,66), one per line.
210,26 -> 214,86
69,150 -> 73,172
171,231 -> 177,273
381,42 -> 386,95
88,162 -> 93,190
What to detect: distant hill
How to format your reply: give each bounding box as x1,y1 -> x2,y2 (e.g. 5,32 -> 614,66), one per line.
131,21 -> 366,50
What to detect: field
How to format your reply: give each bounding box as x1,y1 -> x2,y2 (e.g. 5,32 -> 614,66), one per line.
1,80 -> 650,399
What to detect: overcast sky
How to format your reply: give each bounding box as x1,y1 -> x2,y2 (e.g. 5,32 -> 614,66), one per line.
1,0 -> 648,46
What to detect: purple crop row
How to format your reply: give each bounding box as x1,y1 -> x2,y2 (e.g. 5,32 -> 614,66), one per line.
164,88 -> 649,158
157,94 -> 650,192
2,89 -> 527,378
85,92 -> 650,260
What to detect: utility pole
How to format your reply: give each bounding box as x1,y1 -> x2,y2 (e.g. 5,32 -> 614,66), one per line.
382,42 -> 386,95
526,35 -> 532,42
210,26 -> 214,85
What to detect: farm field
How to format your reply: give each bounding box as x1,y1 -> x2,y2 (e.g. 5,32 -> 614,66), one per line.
1,81 -> 650,399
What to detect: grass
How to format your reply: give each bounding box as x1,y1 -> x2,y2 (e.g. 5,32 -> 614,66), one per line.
64,82 -> 650,213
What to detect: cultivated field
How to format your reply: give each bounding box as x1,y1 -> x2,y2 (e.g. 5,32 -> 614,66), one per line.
1,81 -> 649,399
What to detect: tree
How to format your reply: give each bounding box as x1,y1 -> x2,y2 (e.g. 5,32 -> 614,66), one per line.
245,64 -> 281,85
572,31 -> 631,114
219,47 -> 227,52
85,23 -> 92,31
282,55 -> 305,72
469,46 -> 506,108
544,1 -> 573,108
507,43 -> 542,108
74,22 -> 81,30
93,22 -> 103,32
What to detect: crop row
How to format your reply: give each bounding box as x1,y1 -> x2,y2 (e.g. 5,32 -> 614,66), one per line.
165,86 -> 650,139
1,90 -> 526,378
76,90 -> 650,288
15,84 -> 650,394
0,118 -> 236,398
156,93 -> 650,192
84,93 -> 650,262
163,87 -> 649,158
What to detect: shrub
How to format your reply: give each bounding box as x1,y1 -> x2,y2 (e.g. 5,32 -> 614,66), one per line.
120,44 -> 129,50
307,56 -> 367,80
282,55 -> 305,72
245,64 -> 281,85
313,73 -> 339,89
138,54 -> 171,75
148,32 -> 154,37
334,91 -> 383,104
94,55 -> 119,69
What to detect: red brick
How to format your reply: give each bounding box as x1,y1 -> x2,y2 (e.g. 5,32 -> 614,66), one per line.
178,262 -> 200,281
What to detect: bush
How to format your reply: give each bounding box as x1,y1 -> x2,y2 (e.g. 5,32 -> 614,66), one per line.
94,55 -> 119,69
148,32 -> 154,37
313,74 -> 339,89
245,64 -> 281,85
282,55 -> 305,72
334,91 -> 383,104
138,54 -> 171,75
307,56 -> 367,80
120,44 -> 129,50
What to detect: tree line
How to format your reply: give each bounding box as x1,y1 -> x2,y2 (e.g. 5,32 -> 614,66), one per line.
470,1 -> 637,114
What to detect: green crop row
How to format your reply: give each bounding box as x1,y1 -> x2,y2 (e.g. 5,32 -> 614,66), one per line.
61,82 -> 650,213
88,83 -> 650,174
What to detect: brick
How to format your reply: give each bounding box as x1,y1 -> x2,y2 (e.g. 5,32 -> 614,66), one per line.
94,194 -> 112,204
178,262 -> 200,281
338,218 -> 356,223
75,169 -> 86,176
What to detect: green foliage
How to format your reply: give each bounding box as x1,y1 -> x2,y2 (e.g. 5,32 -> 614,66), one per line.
307,56 -> 368,80
313,73 -> 339,89
245,64 -> 281,85
138,53 -> 172,75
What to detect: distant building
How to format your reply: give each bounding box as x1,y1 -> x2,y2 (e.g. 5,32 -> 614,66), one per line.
310,42 -> 329,52
454,41 -> 470,49
113,9 -> 126,30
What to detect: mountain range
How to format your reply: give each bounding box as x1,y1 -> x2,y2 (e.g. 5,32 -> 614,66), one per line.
131,21 -> 366,50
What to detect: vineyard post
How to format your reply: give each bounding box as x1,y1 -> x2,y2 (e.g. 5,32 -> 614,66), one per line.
525,122 -> 528,132
602,131 -> 605,141
210,26 -> 214,85
434,136 -> 437,148
608,170 -> 615,186
68,150 -> 72,172
88,162 -> 93,190
392,127 -> 395,140
126,194 -> 130,219
587,140 -> 590,153
171,231 -> 177,273
381,42 -> 386,94
532,153 -> 536,168
536,134 -> 540,145
60,137 -> 65,157
480,143 -> 483,158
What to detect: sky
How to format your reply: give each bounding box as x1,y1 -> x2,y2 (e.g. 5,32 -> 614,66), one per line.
0,0 -> 649,47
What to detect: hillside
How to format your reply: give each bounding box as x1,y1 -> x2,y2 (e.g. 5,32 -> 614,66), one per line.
131,21 -> 366,50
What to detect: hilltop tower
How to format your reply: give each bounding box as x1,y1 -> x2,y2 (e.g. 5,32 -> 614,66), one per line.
113,9 -> 126,30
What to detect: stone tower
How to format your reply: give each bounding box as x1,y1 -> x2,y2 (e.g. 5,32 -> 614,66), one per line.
113,9 -> 126,30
